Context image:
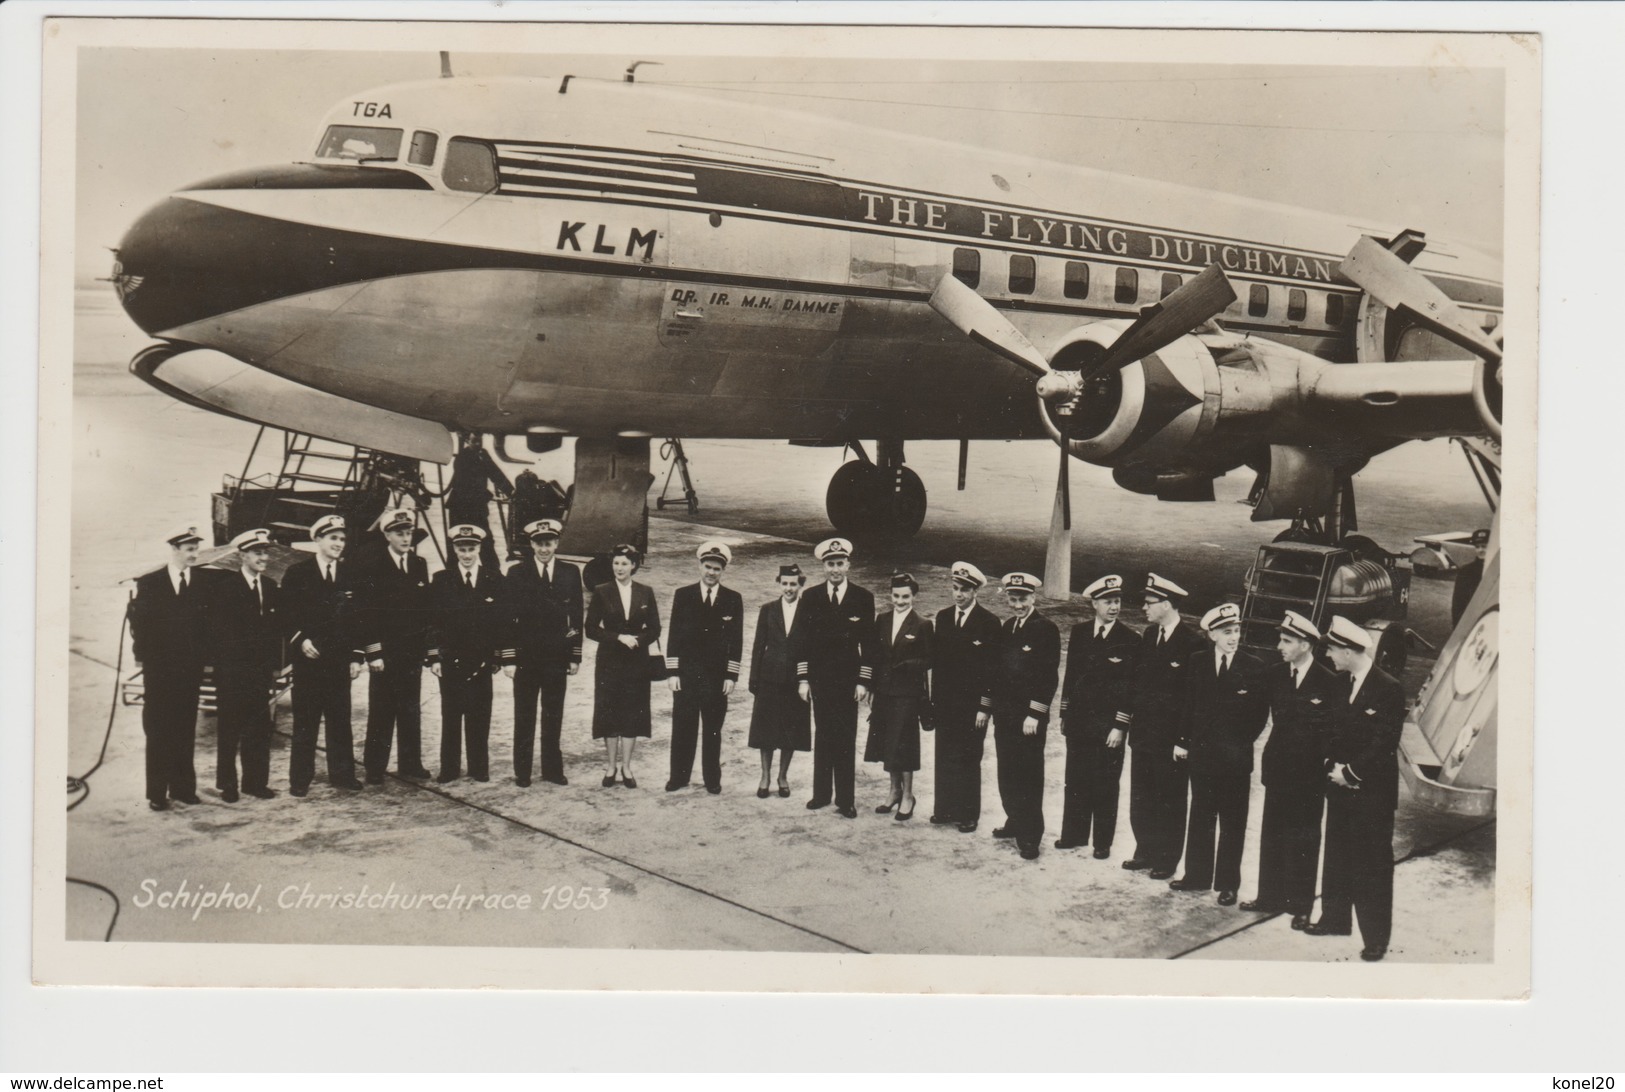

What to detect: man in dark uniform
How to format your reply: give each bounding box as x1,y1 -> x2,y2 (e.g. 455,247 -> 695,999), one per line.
1308,615 -> 1407,962
428,525 -> 508,783
1056,574 -> 1139,859
1243,610 -> 1339,928
797,537 -> 875,819
978,572 -> 1061,861
205,528 -> 282,803
280,514 -> 365,796
504,518 -> 582,787
129,524 -> 208,811
1171,603 -> 1270,905
665,540 -> 745,794
1123,573 -> 1204,879
355,509 -> 433,783
929,561 -> 1001,833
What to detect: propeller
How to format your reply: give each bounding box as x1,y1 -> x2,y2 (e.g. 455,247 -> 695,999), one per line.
1339,235 -> 1503,439
930,264 -> 1237,594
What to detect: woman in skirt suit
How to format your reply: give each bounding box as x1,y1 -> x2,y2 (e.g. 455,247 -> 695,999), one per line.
864,572 -> 934,820
747,564 -> 812,798
585,544 -> 663,787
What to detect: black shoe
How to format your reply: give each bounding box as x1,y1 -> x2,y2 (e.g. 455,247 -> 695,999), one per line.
148,799 -> 168,812
1122,859 -> 1151,871
1291,914 -> 1311,931
221,789 -> 240,803
1217,890 -> 1237,906
1360,946 -> 1387,962
957,821 -> 979,834
666,780 -> 686,792
1239,900 -> 1281,913
436,772 -> 460,784
544,774 -> 569,787
516,777 -> 532,788
992,826 -> 1015,839
929,814 -> 954,825
365,772 -> 386,786
173,793 -> 202,805
777,784 -> 790,798
472,775 -> 490,783
895,802 -> 915,821
838,806 -> 858,819
332,778 -> 364,791
622,776 -> 638,789
1093,847 -> 1111,860
602,775 -> 618,788
757,787 -> 771,799
1169,879 -> 1208,892
399,766 -> 432,780
1019,844 -> 1040,861
806,798 -> 830,810
1149,867 -> 1175,880
246,787 -> 277,800
876,802 -> 897,814
1304,921 -> 1352,937
1054,839 -> 1082,850
704,784 -> 719,795
289,786 -> 309,798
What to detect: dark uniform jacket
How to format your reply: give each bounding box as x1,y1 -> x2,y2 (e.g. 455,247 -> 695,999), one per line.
665,583 -> 745,684
1177,648 -> 1271,777
505,557 -> 583,669
748,598 -> 806,694
1326,667 -> 1407,810
1126,620 -> 1206,752
204,569 -> 282,675
931,603 -> 1002,710
130,567 -> 207,673
796,581 -> 876,689
1059,620 -> 1140,741
980,612 -> 1062,724
870,610 -> 933,697
1261,659 -> 1340,789
427,565 -> 509,680
281,556 -> 363,663
351,548 -> 432,664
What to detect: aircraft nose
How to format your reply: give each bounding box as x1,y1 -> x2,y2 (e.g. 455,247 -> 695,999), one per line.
114,193 -> 264,337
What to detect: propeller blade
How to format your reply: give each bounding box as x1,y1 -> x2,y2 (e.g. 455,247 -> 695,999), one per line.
929,273 -> 1050,378
1044,451 -> 1073,599
1085,264 -> 1238,380
1057,417 -> 1072,530
1340,236 -> 1503,365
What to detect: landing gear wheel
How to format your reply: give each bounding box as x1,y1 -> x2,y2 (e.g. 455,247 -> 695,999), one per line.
825,461 -> 926,540
826,461 -> 882,536
1367,618 -> 1409,677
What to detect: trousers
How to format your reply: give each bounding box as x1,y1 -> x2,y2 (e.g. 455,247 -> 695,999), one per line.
670,681 -> 728,789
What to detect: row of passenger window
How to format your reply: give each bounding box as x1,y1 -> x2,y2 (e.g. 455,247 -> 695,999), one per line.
952,247 -> 1351,328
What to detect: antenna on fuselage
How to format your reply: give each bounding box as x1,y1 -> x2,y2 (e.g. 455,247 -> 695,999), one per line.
440,51 -> 453,79
625,60 -> 662,83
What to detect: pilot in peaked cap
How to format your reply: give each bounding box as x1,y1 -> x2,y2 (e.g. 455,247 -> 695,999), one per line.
165,525 -> 204,547
950,561 -> 987,589
524,519 -> 563,540
309,513 -> 346,539
1082,574 -> 1124,600
697,540 -> 733,566
1200,603 -> 1242,632
1143,573 -> 1189,602
231,528 -> 274,552
1001,572 -> 1042,594
449,524 -> 488,545
814,537 -> 853,561
1278,610 -> 1321,643
1325,615 -> 1374,652
380,509 -> 415,534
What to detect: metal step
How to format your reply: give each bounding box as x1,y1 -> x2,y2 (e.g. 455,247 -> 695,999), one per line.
282,471 -> 353,486
279,496 -> 336,508
287,447 -> 367,462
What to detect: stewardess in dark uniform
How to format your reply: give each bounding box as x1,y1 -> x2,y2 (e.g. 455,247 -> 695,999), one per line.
129,524 -> 208,810
281,514 -> 365,796
864,572 -> 934,821
1170,603 -> 1269,905
747,564 -> 811,798
1243,610 -> 1339,927
1056,574 -> 1139,859
428,525 -> 508,783
1123,573 -> 1203,879
665,541 -> 745,795
979,573 -> 1061,861
205,528 -> 282,802
505,518 -> 582,787
1307,616 -> 1407,962
797,538 -> 875,820
355,509 -> 433,783
584,544 -> 663,787
929,562 -> 1001,833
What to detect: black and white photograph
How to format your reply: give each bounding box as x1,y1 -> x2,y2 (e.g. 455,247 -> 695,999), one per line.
31,14 -> 1535,998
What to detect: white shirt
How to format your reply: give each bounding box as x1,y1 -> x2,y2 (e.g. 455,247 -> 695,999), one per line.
390,548 -> 413,574
1288,656 -> 1311,689
168,564 -> 190,595
616,580 -> 634,617
1094,619 -> 1116,640
701,584 -> 716,607
1347,662 -> 1372,703
780,597 -> 799,632
321,559 -> 338,583
827,581 -> 844,608
892,607 -> 912,643
1214,649 -> 1232,676
954,603 -> 973,627
535,559 -> 553,583
459,563 -> 481,587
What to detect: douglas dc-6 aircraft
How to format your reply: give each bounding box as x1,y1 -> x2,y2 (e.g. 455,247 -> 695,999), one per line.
111,69 -> 1507,811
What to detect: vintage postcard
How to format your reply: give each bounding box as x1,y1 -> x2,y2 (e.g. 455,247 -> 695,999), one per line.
32,14 -> 1536,998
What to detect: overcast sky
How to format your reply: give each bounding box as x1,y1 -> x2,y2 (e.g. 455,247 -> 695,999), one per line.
74,43 -> 1505,281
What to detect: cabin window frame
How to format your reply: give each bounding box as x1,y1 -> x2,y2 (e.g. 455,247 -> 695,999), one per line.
1287,288 -> 1307,323
1008,254 -> 1036,296
1325,293 -> 1347,328
953,248 -> 982,289
1114,267 -> 1139,305
1063,261 -> 1091,300
1160,272 -> 1183,299
1248,284 -> 1271,318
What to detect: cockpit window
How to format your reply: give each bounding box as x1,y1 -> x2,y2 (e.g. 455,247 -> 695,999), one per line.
408,131 -> 439,167
444,138 -> 497,194
316,125 -> 404,162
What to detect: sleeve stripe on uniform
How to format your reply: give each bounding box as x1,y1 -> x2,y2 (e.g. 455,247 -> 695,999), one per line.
1029,700 -> 1049,715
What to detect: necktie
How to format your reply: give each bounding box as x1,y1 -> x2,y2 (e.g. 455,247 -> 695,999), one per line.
253,577 -> 262,614
179,570 -> 188,593
1096,625 -> 1105,640
705,589 -> 713,608
1219,654 -> 1229,678
1154,627 -> 1163,647
543,563 -> 551,584
833,588 -> 841,608
957,610 -> 967,628
465,569 -> 474,589
324,564 -> 333,585
399,554 -> 408,575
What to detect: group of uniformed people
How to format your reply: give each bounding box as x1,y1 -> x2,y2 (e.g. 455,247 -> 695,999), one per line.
129,517 -> 1406,962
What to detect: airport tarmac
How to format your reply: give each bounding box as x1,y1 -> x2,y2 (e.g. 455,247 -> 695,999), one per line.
61,284 -> 1496,968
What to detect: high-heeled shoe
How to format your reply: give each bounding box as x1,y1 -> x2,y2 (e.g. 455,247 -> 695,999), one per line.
777,782 -> 790,798
621,775 -> 638,789
756,785 -> 771,799
875,801 -> 897,814
895,798 -> 916,822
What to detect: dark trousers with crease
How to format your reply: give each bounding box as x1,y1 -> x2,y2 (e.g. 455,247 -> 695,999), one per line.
670,680 -> 727,788
1181,769 -> 1251,891
1255,783 -> 1326,913
142,665 -> 201,804
1058,729 -> 1125,849
215,667 -> 273,795
289,659 -> 355,791
364,660 -> 424,775
810,680 -> 859,809
439,669 -> 493,779
1129,744 -> 1189,869
1318,789 -> 1396,950
992,702 -> 1047,848
513,666 -> 568,781
932,698 -> 986,822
